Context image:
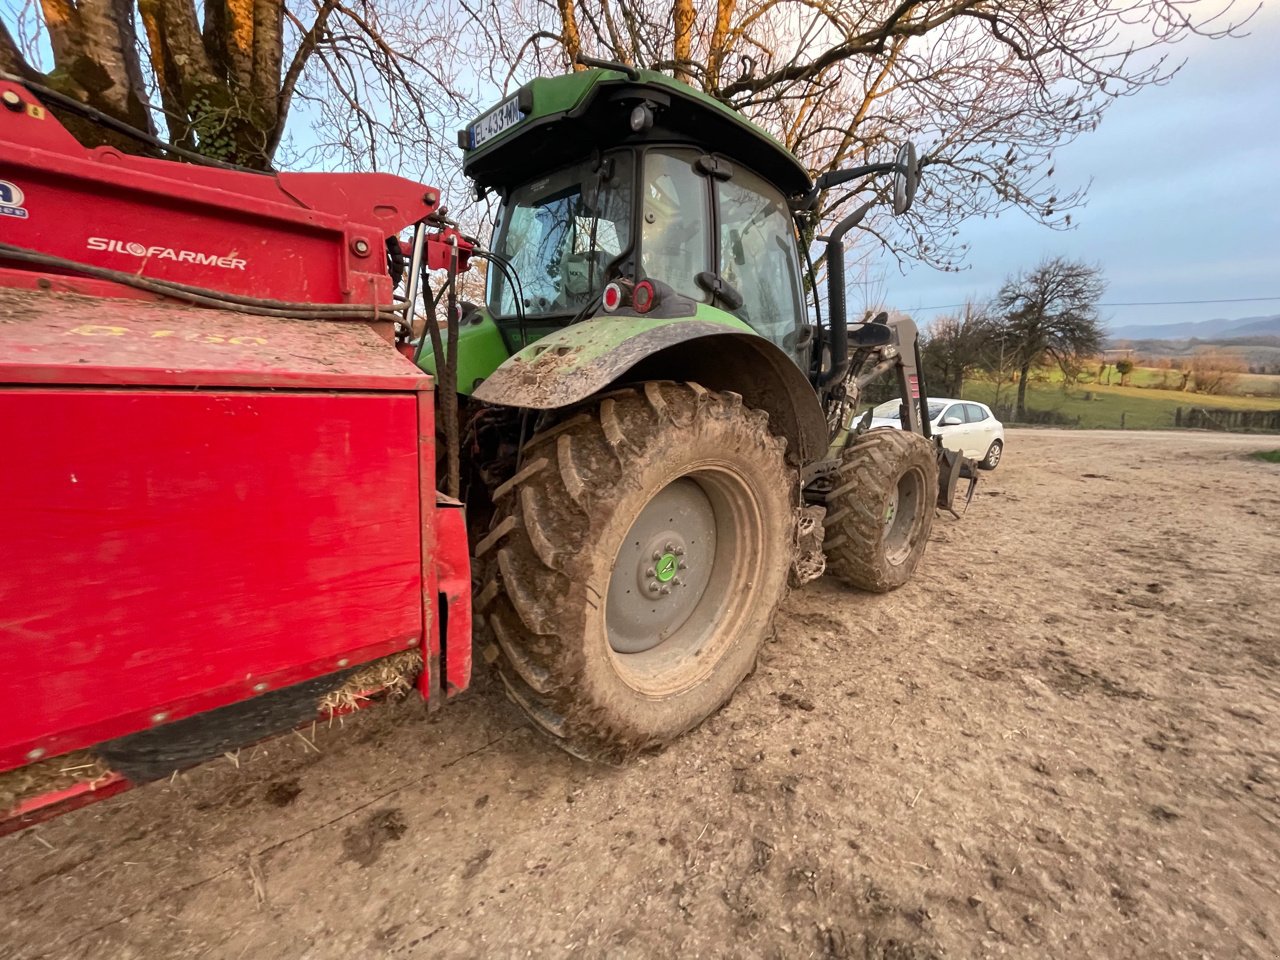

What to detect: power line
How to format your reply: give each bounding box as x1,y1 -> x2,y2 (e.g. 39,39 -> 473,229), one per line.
902,294 -> 1280,312
1099,296 -> 1280,307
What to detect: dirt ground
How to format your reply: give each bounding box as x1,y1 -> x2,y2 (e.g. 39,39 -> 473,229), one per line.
2,428 -> 1278,959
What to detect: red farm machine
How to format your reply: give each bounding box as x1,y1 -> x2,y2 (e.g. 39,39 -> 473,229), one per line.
0,77 -> 477,832
1,62 -> 973,833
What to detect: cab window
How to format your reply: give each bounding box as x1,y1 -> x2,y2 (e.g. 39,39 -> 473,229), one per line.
641,149 -> 710,302
716,165 -> 805,352
490,152 -> 633,316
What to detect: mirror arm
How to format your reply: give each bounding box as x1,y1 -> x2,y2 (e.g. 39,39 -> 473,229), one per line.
794,161 -> 900,213
817,161 -> 898,192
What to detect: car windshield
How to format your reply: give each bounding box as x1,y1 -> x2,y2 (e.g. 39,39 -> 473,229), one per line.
489,153 -> 633,317
873,400 -> 947,421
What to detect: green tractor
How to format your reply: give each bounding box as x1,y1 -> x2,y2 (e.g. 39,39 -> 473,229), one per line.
419,61 -> 971,760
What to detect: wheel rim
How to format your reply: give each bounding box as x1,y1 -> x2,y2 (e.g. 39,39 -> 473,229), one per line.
883,466 -> 926,566
605,468 -> 763,697
987,442 -> 1001,466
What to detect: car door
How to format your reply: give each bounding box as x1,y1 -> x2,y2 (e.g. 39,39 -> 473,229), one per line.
933,403 -> 966,454
962,403 -> 993,457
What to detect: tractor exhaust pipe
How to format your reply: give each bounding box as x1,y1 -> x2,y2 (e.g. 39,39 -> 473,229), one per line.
818,200 -> 873,387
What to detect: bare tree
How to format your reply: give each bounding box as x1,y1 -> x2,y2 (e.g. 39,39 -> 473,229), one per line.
1,0 -> 475,173
921,301 -> 994,397
472,0 -> 1249,271
1055,349 -> 1090,392
994,256 -> 1105,419
1188,350 -> 1245,395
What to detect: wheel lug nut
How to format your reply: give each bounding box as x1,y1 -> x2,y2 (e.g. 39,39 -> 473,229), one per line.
678,560 -> 688,570
645,567 -> 656,578
660,585 -> 671,595
664,542 -> 674,552
652,551 -> 662,561
674,546 -> 684,556
648,581 -> 660,593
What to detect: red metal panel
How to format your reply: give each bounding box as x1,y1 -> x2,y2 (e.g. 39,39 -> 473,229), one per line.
417,391 -> 442,706
0,775 -> 130,838
0,80 -> 438,308
0,289 -> 429,391
0,388 -> 425,772
411,387 -> 472,706
435,501 -> 474,698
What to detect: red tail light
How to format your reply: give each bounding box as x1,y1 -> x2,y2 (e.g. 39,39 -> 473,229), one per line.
632,279 -> 656,313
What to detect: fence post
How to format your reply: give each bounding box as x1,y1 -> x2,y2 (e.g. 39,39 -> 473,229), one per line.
1175,407 -> 1182,428
1120,411 -> 1126,430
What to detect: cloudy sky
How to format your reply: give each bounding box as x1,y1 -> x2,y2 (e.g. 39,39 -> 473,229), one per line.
895,3 -> 1280,331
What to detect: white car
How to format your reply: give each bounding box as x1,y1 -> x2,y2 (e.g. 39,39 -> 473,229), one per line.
869,398 -> 1005,469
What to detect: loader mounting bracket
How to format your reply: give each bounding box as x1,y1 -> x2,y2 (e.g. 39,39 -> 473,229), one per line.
937,445 -> 979,518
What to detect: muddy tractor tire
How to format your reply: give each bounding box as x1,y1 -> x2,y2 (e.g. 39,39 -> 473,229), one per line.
476,382 -> 796,761
823,428 -> 938,593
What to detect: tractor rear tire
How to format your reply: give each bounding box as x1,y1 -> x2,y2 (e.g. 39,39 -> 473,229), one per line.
823,428 -> 938,593
476,382 -> 796,761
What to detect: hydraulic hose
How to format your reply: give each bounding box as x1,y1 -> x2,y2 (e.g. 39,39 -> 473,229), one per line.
0,242 -> 404,321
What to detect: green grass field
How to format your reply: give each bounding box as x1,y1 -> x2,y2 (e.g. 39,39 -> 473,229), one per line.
1115,367 -> 1280,396
1251,450 -> 1280,463
955,376 -> 1280,430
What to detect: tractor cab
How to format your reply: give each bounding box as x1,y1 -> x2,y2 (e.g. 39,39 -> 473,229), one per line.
459,67 -> 815,365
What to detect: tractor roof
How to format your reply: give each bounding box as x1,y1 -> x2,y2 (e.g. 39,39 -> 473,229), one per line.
460,68 -> 812,198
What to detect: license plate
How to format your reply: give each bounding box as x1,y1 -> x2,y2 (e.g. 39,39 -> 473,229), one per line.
469,95 -> 524,149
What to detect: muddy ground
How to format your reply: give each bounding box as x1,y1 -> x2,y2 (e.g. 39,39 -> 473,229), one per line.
2,429 -> 1278,959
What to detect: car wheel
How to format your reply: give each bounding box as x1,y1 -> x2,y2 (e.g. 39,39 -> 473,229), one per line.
980,439 -> 1003,470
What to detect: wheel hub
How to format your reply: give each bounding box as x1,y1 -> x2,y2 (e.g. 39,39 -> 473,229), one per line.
635,536 -> 687,598
883,486 -> 899,530
883,467 -> 924,565
607,479 -> 717,655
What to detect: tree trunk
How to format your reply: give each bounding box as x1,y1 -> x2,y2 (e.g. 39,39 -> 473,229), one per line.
671,0 -> 694,82
1016,362 -> 1031,420
706,0 -> 736,87
8,0 -> 159,155
558,0 -> 582,66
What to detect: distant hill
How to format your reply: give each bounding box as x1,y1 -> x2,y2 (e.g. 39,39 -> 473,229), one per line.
1108,314 -> 1280,341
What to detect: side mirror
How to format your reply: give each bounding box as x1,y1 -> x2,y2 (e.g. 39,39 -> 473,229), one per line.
892,142 -> 919,216
941,415 -> 963,426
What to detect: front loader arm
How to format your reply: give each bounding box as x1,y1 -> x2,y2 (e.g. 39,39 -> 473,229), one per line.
831,314 -> 978,515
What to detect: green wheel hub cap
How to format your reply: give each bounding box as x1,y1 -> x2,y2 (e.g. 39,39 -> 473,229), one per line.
655,552 -> 679,583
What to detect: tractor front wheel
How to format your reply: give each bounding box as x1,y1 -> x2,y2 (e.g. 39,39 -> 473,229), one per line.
477,382 -> 795,761
823,428 -> 938,593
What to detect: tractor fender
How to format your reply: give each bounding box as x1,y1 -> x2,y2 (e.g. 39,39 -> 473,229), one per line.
471,316 -> 828,464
